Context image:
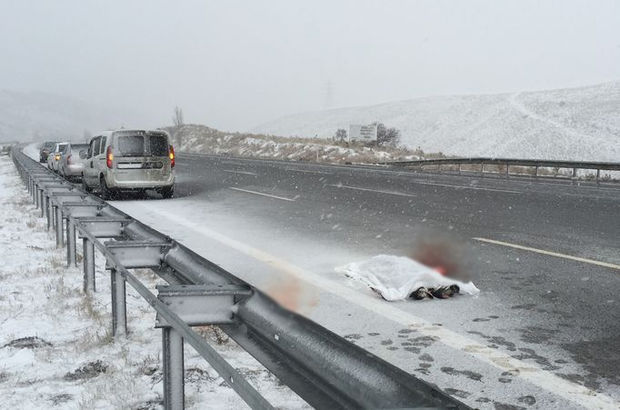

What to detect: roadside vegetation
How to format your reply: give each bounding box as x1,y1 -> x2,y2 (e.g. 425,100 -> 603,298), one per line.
164,123 -> 447,164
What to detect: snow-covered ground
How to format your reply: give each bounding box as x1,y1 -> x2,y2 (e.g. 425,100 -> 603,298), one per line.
0,155 -> 307,409
171,124 -> 423,164
253,82 -> 620,161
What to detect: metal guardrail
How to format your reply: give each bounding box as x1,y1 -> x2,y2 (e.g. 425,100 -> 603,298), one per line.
11,148 -> 469,410
385,157 -> 620,184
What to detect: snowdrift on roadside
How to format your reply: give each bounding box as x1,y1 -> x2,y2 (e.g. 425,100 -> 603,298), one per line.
336,255 -> 479,301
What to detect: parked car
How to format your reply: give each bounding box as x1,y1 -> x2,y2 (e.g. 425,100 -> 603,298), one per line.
39,141 -> 56,162
59,143 -> 90,181
81,130 -> 175,199
47,142 -> 69,172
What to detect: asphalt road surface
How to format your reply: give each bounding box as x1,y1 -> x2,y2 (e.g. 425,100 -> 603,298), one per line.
110,153 -> 620,410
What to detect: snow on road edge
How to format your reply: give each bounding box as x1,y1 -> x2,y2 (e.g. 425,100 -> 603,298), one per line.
0,155 -> 307,409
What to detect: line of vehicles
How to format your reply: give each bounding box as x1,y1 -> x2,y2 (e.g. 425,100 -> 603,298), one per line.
39,129 -> 175,199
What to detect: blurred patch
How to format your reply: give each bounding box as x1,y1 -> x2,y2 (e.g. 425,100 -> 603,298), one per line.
263,273 -> 318,314
409,231 -> 474,282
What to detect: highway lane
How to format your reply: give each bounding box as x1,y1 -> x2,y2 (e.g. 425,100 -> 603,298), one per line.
112,153 -> 620,409
176,153 -> 619,265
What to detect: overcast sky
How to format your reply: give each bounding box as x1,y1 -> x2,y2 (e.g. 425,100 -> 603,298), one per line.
1,0 -> 619,131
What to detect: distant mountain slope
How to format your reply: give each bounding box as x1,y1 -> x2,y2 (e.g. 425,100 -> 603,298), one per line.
253,82 -> 620,161
0,90 -> 136,142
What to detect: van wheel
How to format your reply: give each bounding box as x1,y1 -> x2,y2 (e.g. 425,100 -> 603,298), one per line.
81,175 -> 91,192
160,186 -> 174,199
100,177 -> 115,200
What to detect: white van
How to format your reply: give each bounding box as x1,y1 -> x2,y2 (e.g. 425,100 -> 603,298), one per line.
82,130 -> 175,199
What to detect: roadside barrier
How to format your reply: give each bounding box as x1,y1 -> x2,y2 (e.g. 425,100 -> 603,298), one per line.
385,157 -> 620,185
11,148 -> 468,410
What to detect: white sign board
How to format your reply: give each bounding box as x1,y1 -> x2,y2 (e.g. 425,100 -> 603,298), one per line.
348,123 -> 377,142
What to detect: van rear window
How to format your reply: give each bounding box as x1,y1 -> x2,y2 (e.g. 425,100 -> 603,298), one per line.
149,135 -> 169,156
117,135 -> 145,157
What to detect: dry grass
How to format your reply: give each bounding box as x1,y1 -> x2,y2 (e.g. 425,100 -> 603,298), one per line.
167,124 -> 444,164
134,354 -> 160,377
195,325 -> 230,345
76,293 -> 105,323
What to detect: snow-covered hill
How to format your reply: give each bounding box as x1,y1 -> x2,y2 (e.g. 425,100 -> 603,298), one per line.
0,90 -> 137,143
253,82 -> 620,162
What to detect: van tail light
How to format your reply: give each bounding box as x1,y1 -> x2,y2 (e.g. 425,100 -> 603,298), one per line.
66,154 -> 72,165
169,145 -> 175,168
106,146 -> 114,168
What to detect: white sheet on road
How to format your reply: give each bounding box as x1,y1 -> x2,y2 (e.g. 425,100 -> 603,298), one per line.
336,255 -> 480,301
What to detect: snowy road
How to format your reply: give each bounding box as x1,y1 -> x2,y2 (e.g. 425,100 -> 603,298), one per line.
17,146 -> 620,409
104,153 -> 620,409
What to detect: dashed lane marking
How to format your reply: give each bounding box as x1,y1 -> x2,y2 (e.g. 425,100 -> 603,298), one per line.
223,170 -> 258,176
284,168 -> 332,175
407,180 -> 522,194
329,184 -> 416,198
473,237 -> 620,271
228,187 -> 296,202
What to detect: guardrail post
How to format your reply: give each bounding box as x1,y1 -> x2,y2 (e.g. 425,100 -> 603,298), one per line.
83,238 -> 96,292
46,195 -> 52,230
34,184 -> 40,208
572,167 -> 577,184
67,219 -> 76,267
55,205 -> 64,247
154,284 -> 252,410
505,164 -> 509,179
535,165 -> 539,178
38,186 -> 44,209
162,327 -> 185,410
458,163 -> 461,175
110,267 -> 127,337
480,163 -> 484,178
39,189 -> 45,216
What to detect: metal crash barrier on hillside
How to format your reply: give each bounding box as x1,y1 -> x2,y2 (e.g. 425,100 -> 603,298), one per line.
11,148 -> 469,410
384,157 -> 620,185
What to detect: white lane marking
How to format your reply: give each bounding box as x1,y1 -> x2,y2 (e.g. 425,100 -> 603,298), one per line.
229,187 -> 296,202
125,204 -> 618,409
284,168 -> 332,175
473,237 -> 620,271
223,170 -> 258,176
221,160 -> 241,165
329,184 -> 416,198
409,180 -> 522,194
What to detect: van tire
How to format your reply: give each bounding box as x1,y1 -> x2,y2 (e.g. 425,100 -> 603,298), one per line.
160,186 -> 174,199
100,176 -> 115,200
